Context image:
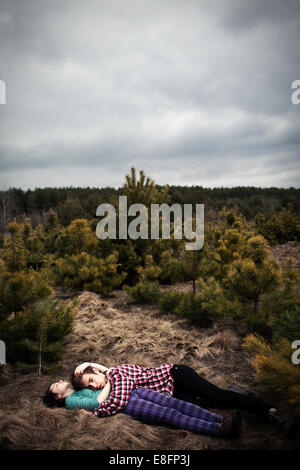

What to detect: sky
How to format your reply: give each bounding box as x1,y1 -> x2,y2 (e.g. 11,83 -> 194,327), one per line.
0,0 -> 299,191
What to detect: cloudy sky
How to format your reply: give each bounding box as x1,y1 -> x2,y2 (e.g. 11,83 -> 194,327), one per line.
0,0 -> 299,190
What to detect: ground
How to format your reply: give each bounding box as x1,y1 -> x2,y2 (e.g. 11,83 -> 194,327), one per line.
0,242 -> 299,450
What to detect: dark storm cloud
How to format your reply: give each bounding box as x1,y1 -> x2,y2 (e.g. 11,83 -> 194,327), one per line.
219,0 -> 300,30
0,0 -> 299,189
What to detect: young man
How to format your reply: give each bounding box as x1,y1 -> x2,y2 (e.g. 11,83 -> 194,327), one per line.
71,361 -> 296,436
44,378 -> 111,410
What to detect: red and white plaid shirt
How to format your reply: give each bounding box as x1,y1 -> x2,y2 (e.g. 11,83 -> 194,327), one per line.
92,363 -> 174,417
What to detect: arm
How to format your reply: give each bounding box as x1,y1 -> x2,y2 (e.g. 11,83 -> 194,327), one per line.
90,362 -> 109,373
74,362 -> 109,375
70,380 -> 111,411
92,372 -> 134,417
96,381 -> 111,403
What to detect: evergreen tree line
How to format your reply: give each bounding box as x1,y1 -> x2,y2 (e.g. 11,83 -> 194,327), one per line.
1,181 -> 300,239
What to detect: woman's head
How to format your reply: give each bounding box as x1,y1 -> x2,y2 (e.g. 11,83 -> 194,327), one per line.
43,380 -> 71,408
71,366 -> 106,391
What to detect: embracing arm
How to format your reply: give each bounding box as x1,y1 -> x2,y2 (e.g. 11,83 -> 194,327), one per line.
96,381 -> 111,403
89,363 -> 109,373
92,372 -> 134,417
74,362 -> 109,375
72,380 -> 110,411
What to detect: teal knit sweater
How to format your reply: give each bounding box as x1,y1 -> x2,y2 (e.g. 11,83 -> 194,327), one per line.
65,388 -> 111,411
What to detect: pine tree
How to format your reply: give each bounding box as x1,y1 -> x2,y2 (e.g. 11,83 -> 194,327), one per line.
109,167 -> 171,259
224,235 -> 281,316
54,250 -> 126,294
55,218 -> 98,256
125,254 -> 162,303
0,219 -> 54,319
181,249 -> 204,295
40,208 -> 61,254
83,192 -> 103,218
213,228 -> 247,281
255,203 -> 300,244
270,304 -> 300,343
135,254 -> 162,282
119,167 -> 170,207
158,290 -> 183,313
262,257 -> 300,319
158,246 -> 186,284
0,297 -> 75,373
3,219 -> 27,272
105,239 -> 142,286
172,276 -> 234,327
57,198 -> 86,226
243,333 -> 300,415
0,268 -> 54,319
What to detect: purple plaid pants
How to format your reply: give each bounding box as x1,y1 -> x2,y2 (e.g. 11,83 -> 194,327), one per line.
123,388 -> 222,436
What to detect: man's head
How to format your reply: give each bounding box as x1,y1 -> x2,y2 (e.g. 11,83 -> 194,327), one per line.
71,366 -> 107,391
43,380 -> 70,408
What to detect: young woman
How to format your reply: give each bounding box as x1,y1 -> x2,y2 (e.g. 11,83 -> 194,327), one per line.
43,376 -> 241,439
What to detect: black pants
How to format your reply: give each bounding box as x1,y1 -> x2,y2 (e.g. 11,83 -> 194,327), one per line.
170,364 -> 272,418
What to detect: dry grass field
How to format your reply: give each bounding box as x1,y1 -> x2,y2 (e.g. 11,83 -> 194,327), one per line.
0,266 -> 299,450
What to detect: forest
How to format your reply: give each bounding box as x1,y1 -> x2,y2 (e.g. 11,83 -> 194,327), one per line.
1,177 -> 300,231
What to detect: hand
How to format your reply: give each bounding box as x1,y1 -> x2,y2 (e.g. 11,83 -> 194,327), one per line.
74,362 -> 91,375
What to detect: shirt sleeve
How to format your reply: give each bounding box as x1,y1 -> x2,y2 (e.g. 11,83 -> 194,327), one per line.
66,394 -> 100,411
92,371 -> 134,417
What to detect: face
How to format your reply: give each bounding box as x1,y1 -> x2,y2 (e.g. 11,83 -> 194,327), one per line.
82,370 -> 106,390
50,380 -> 69,398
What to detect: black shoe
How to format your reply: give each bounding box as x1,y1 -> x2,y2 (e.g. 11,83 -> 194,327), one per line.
227,384 -> 261,400
269,409 -> 296,437
218,410 -> 242,439
232,409 -> 242,437
218,415 -> 235,438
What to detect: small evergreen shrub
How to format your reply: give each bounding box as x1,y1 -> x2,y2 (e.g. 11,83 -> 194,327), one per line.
0,268 -> 54,321
243,333 -> 300,416
54,251 -> 126,294
270,304 -> 300,343
125,280 -> 161,304
174,293 -> 214,328
158,290 -> 183,313
158,249 -> 185,284
0,297 -> 76,373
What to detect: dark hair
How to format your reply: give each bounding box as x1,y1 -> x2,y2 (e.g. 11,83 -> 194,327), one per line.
43,385 -> 66,408
70,366 -> 95,391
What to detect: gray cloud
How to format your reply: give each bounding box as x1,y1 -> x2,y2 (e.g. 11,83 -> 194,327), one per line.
219,0 -> 300,30
0,0 -> 299,190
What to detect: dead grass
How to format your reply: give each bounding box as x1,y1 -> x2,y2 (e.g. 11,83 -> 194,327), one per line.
0,287 -> 296,450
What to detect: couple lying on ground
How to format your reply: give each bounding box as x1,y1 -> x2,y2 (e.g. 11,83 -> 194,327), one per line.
43,362 -> 296,439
